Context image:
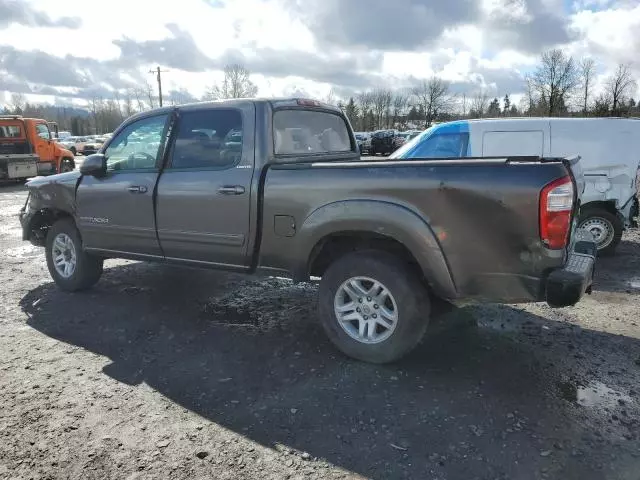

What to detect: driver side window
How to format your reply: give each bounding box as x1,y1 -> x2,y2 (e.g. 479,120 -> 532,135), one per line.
35,123 -> 51,140
105,114 -> 168,171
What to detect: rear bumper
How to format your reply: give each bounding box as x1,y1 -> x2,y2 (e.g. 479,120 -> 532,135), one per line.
545,229 -> 597,308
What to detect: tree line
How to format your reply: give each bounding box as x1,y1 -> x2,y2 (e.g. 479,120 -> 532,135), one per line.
2,52 -> 638,135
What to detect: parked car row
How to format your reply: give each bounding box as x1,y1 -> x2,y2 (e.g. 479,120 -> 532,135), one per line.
56,133 -> 113,156
354,129 -> 422,155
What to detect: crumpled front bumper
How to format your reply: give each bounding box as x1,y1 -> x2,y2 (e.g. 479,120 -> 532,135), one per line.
546,228 -> 597,308
19,192 -> 36,242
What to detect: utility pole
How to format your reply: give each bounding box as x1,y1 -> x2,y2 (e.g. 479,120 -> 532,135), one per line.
149,66 -> 168,107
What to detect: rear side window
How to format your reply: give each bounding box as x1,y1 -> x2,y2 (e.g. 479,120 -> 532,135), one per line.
274,109 -> 352,155
170,109 -> 243,169
0,125 -> 22,138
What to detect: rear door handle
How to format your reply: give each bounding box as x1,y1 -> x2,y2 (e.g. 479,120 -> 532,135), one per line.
127,185 -> 148,194
217,185 -> 245,195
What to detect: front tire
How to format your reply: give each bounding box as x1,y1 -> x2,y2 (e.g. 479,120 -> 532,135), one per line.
45,218 -> 103,292
578,207 -> 623,256
318,251 -> 431,363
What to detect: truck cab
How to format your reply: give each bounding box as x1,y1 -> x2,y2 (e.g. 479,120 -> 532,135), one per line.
0,115 -> 75,180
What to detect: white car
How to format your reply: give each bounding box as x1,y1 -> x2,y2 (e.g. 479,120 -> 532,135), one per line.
392,117 -> 640,255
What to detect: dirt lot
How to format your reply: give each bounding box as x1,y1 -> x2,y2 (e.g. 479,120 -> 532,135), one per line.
1,182 -> 640,480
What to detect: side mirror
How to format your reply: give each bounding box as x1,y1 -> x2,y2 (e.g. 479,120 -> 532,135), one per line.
80,153 -> 107,178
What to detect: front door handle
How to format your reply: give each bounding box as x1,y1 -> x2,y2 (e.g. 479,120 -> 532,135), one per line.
127,185 -> 148,194
217,185 -> 245,195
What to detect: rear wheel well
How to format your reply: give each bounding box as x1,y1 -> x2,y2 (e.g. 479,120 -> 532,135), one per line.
581,201 -> 618,216
308,232 -> 426,284
28,209 -> 73,246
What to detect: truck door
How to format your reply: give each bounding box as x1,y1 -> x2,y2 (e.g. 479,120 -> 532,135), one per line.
155,104 -> 256,267
76,113 -> 170,257
33,122 -> 56,168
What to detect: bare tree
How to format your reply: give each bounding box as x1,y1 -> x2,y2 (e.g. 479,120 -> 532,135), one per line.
391,90 -> 409,128
89,97 -> 104,134
145,81 -> 156,109
530,49 -> 579,116
356,92 -> 374,131
205,64 -> 258,100
324,88 -> 337,106
605,63 -> 637,115
579,58 -> 596,114
122,89 -> 136,117
469,90 -> 489,118
411,76 -> 453,127
9,92 -> 26,114
112,91 -> 124,121
132,87 -> 146,112
370,88 -> 393,129
523,74 -> 537,115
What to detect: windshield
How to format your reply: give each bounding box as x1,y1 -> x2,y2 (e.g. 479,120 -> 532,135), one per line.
389,127 -> 433,159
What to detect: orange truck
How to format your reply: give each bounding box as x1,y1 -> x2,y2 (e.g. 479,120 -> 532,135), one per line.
0,115 -> 75,181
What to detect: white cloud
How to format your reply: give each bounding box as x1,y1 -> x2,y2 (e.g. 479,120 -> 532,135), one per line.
1,0 -> 639,108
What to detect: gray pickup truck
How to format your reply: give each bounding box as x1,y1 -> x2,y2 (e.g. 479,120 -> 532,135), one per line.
20,98 -> 597,363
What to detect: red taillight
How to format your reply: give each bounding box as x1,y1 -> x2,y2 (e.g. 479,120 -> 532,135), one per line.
539,176 -> 574,249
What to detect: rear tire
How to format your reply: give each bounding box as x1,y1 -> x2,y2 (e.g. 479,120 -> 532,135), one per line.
318,250 -> 430,363
578,207 -> 623,256
45,218 -> 103,292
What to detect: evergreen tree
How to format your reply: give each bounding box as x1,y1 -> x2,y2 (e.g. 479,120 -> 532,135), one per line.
503,94 -> 511,115
344,97 -> 359,128
487,98 -> 501,117
407,105 -> 419,121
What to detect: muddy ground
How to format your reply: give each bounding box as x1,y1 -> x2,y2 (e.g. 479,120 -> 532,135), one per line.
1,182 -> 639,480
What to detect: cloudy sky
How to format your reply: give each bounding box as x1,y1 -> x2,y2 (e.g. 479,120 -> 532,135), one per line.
0,0 -> 639,108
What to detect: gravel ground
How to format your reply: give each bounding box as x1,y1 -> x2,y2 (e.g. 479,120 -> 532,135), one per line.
1,182 -> 640,480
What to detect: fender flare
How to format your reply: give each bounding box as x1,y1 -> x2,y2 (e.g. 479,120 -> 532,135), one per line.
292,200 -> 457,299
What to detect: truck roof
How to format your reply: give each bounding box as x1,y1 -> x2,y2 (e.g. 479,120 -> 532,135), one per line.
123,97 -> 342,124
0,116 -> 49,122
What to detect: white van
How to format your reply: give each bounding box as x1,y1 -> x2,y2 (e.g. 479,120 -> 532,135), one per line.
391,117 -> 640,255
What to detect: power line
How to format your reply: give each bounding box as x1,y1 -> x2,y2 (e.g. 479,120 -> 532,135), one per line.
149,66 -> 169,107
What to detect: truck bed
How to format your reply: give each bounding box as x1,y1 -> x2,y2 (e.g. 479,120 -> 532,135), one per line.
259,156 -> 582,302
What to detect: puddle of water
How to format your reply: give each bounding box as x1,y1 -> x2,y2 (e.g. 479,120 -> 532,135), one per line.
576,382 -> 632,408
